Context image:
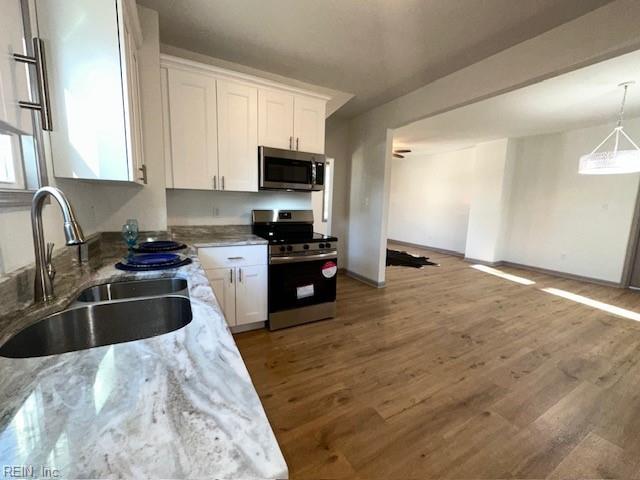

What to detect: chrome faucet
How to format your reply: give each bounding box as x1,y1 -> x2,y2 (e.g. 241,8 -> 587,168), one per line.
31,186 -> 85,303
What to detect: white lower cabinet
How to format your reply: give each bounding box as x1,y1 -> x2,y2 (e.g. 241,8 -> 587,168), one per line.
235,264 -> 268,325
205,267 -> 237,326
200,245 -> 268,329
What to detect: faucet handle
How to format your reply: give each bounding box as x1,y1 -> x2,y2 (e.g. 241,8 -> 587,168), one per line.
46,242 -> 54,262
46,242 -> 56,283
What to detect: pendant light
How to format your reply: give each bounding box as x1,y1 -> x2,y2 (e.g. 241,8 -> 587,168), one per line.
579,81 -> 640,175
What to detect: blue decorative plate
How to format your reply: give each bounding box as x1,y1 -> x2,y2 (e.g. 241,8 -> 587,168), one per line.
134,241 -> 187,253
115,255 -> 192,271
126,253 -> 181,266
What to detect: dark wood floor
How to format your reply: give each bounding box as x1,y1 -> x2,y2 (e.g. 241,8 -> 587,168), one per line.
234,244 -> 640,479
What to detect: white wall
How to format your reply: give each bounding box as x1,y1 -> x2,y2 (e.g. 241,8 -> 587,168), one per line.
0,6 -> 165,274
324,116 -> 351,264
345,0 -> 640,285
388,116 -> 640,283
166,190 -> 311,225
503,118 -> 640,283
464,139 -> 514,262
388,148 -> 475,253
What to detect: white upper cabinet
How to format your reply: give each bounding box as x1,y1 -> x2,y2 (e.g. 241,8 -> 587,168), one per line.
161,55 -> 328,191
293,95 -> 326,154
258,89 -> 294,150
167,68 -> 218,190
121,5 -> 145,183
258,90 -> 326,154
35,0 -> 145,183
216,79 -> 258,192
160,68 -> 173,188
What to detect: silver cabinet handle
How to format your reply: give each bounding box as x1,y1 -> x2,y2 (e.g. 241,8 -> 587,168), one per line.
296,137 -> 299,150
229,268 -> 233,283
311,160 -> 317,185
289,136 -> 293,149
239,267 -> 242,283
138,165 -> 147,184
222,176 -> 225,190
213,175 -> 217,190
227,256 -> 244,260
13,38 -> 53,131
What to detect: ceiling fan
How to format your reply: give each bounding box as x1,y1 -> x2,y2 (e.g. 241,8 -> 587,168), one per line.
393,149 -> 411,159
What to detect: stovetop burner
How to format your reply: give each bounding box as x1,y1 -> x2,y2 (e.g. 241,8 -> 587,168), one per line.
252,209 -> 339,255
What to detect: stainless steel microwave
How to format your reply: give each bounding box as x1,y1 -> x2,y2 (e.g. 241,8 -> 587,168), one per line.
259,146 -> 325,191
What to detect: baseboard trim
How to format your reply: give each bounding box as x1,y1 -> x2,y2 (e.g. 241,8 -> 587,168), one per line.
499,261 -> 622,288
230,321 -> 266,334
345,269 -> 386,288
463,257 -> 622,288
464,257 -> 504,267
388,239 -> 465,258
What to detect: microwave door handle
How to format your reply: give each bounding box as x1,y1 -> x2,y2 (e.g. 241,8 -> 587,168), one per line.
311,160 -> 317,185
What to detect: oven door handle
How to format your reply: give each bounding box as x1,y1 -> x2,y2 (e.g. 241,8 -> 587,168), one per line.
270,252 -> 337,264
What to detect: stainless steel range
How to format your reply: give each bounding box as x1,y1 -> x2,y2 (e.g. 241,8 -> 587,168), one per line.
252,210 -> 338,330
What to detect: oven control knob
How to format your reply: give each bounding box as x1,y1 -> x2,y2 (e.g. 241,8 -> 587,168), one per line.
286,245 -> 293,252
303,244 -> 310,250
319,243 -> 325,248
325,243 -> 331,248
279,246 -> 286,252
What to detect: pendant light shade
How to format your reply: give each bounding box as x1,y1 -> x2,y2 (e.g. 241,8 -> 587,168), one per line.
579,82 -> 640,175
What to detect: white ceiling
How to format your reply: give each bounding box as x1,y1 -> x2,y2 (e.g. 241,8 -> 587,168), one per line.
393,49 -> 640,156
137,0 -> 613,118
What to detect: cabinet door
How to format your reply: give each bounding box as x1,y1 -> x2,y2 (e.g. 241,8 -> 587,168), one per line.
217,79 -> 258,192
293,96 -> 326,154
167,68 -> 218,190
160,67 -> 173,188
236,265 -> 268,326
120,8 -> 145,184
205,267 -> 237,327
36,0 -> 134,181
258,89 -> 294,150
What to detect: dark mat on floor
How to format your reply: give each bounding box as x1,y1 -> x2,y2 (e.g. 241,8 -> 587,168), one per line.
386,249 -> 439,268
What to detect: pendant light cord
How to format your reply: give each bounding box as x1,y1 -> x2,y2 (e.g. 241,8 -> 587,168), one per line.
617,84 -> 629,128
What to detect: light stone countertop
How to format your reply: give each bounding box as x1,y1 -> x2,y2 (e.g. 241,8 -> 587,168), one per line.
168,225 -> 268,249
0,235 -> 287,479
